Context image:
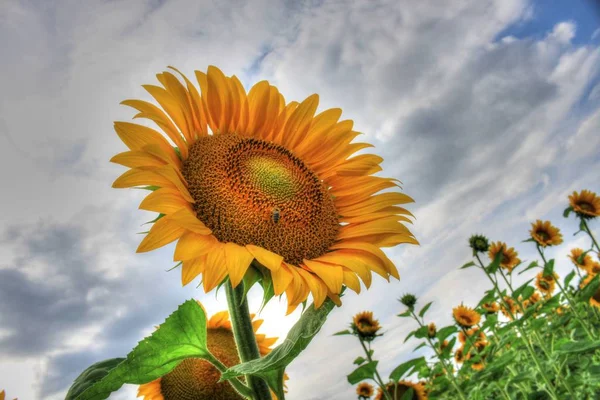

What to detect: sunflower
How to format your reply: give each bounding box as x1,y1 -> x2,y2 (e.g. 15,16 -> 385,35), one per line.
427,322 -> 436,338
454,347 -> 465,363
439,340 -> 450,352
569,190 -> 600,219
568,248 -> 594,272
352,311 -> 381,341
458,327 -> 486,344
482,302 -> 500,314
500,297 -> 519,320
529,220 -> 563,247
375,381 -> 428,400
357,382 -> 375,398
111,66 -> 417,312
580,274 -> 600,308
0,390 -> 17,400
452,305 -> 480,328
137,309 -> 281,400
535,272 -> 558,296
488,242 -> 521,272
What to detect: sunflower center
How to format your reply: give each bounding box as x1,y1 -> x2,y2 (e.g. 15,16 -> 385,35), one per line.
579,202 -> 594,212
536,230 -> 549,241
159,328 -> 242,400
461,316 -> 472,325
357,318 -> 373,328
182,134 -> 340,265
500,253 -> 510,264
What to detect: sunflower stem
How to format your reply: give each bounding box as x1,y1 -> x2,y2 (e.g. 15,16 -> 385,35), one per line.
475,255 -> 561,400
358,339 -> 393,400
205,353 -> 254,398
581,218 -> 600,253
410,311 -> 468,400
225,280 -> 273,400
536,245 -> 596,340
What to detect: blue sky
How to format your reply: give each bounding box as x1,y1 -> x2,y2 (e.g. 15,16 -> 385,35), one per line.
0,1 -> 599,399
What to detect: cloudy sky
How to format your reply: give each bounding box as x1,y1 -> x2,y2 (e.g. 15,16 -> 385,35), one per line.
1,0 -> 599,399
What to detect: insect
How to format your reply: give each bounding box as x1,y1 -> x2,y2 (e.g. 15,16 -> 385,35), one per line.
271,206 -> 281,224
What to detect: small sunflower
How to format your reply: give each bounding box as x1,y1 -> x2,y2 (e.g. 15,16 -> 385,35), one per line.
375,381 -> 428,400
580,274 -> 600,308
568,248 -> 594,272
482,302 -> 500,314
458,327 -> 486,344
569,190 -> 600,219
137,309 -> 281,400
454,347 -> 465,363
352,311 -> 381,341
357,382 -> 375,398
555,305 -> 567,315
440,340 -> 450,352
452,305 -> 481,328
112,66 -> 417,313
471,361 -> 485,371
500,297 -> 519,320
528,292 -> 542,306
0,390 -> 17,400
488,242 -> 521,272
535,272 -> 558,296
427,322 -> 436,338
529,220 -> 563,247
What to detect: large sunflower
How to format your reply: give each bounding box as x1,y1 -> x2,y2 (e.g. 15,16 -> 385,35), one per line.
375,381 -> 428,400
529,220 -> 563,247
488,242 -> 521,272
137,309 -> 281,400
569,190 -> 600,219
112,66 -> 416,312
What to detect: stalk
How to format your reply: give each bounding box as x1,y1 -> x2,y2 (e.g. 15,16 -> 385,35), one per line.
581,219 -> 600,253
358,339 -> 393,400
225,280 -> 273,400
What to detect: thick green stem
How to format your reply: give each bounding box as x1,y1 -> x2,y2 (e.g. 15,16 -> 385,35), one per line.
358,339 -> 393,400
582,219 -> 600,253
225,280 -> 273,400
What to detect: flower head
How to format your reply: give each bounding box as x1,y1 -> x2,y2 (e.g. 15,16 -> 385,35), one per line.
137,307 -> 282,400
569,190 -> 600,219
455,347 -> 465,363
375,381 -> 428,400
529,220 -> 563,247
488,242 -> 521,272
352,311 -> 381,341
112,66 -> 417,312
357,382 -> 375,399
469,234 -> 490,254
482,302 -> 500,314
535,272 -> 558,296
427,323 -> 436,338
399,293 -> 417,309
453,305 -> 481,328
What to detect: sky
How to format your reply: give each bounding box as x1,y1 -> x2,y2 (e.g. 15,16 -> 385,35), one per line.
0,0 -> 599,399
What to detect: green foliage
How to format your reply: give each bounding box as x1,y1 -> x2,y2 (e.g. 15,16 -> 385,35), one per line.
347,361 -> 378,384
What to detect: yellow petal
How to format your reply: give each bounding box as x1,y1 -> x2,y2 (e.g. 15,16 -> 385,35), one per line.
315,251 -> 373,288
224,242 -> 254,288
342,267 -> 361,293
142,143 -> 182,170
302,259 -> 343,294
271,101 -> 299,144
158,72 -> 197,142
168,66 -> 209,138
110,151 -> 166,169
139,188 -> 192,215
154,165 -> 194,203
230,75 -> 249,134
296,268 -> 327,308
337,217 -> 411,240
332,154 -> 383,177
245,81 -> 271,135
246,244 -> 283,271
331,240 -> 399,279
339,193 -> 415,216
137,217 -> 186,253
182,256 -> 206,286
167,208 -> 212,235
203,245 -> 227,292
112,168 -> 175,189
282,94 -> 319,150
271,263 -> 294,295
113,121 -> 176,158
174,231 -> 219,261
144,83 -> 193,145
294,108 -> 342,157
206,66 -> 233,134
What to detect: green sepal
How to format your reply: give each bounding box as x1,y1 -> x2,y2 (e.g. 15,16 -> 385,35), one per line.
71,300 -> 210,400
333,329 -> 353,336
563,206 -> 573,218
142,213 -> 165,226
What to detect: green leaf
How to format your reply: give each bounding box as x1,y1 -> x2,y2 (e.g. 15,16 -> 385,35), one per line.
389,357 -> 426,382
65,358 -> 125,400
413,342 -> 427,351
460,261 -> 476,270
333,329 -> 352,336
397,310 -> 412,318
563,206 -> 573,218
413,326 -> 428,339
436,326 -> 458,343
542,259 -> 555,277
512,279 -> 534,300
564,270 -> 576,287
520,286 -> 535,301
487,251 -> 503,274
518,261 -> 539,275
72,300 -> 209,400
419,301 -> 433,318
580,274 -> 600,302
555,340 -> 600,354
221,298 -> 337,399
347,361 -> 378,384
477,290 -> 497,308
404,330 -> 416,343
401,388 -> 415,400
353,356 -> 366,365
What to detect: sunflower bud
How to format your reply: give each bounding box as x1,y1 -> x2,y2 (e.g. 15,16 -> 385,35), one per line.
427,322 -> 437,338
469,234 -> 490,255
399,293 -> 417,309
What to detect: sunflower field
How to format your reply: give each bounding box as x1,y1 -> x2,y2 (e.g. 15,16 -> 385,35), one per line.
340,191 -> 600,400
